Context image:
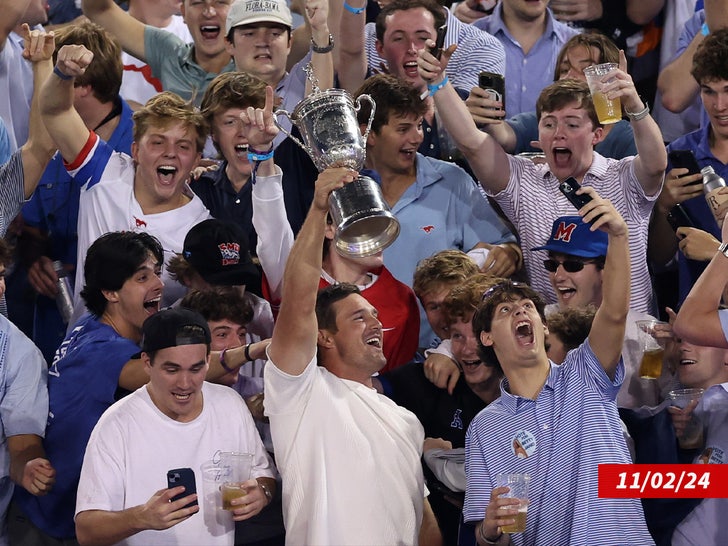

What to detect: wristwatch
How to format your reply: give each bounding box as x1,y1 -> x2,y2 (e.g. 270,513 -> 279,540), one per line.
311,33 -> 334,54
258,481 -> 273,503
718,241 -> 728,258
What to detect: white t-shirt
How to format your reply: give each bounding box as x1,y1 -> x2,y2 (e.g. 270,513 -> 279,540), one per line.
76,382 -> 275,546
264,355 -> 426,545
120,16 -> 193,107
70,134 -> 211,309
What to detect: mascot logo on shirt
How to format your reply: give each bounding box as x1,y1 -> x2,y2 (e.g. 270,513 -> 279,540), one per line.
218,242 -> 241,266
421,225 -> 435,234
553,222 -> 577,242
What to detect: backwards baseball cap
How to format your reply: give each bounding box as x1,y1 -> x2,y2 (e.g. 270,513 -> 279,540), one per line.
141,308 -> 211,353
531,216 -> 607,258
226,0 -> 293,35
182,219 -> 261,291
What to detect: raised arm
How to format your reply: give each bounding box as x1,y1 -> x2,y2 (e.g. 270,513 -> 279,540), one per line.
267,168 -> 357,375
604,51 -> 666,196
40,44 -> 94,163
417,44 -> 511,193
20,24 -> 56,198
673,219 -> 728,348
335,0 -> 368,93
81,0 -> 146,61
582,188 -> 630,380
305,0 -> 334,93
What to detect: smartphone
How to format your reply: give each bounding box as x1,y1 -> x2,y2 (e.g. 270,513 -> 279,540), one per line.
428,24 -> 447,60
559,177 -> 593,209
666,204 -> 695,232
167,468 -> 198,509
668,150 -> 702,183
478,71 -> 506,111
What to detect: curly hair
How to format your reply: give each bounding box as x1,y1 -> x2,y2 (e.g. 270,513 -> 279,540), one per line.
180,285 -> 254,326
412,250 -> 479,301
692,28 -> 728,85
442,273 -> 504,327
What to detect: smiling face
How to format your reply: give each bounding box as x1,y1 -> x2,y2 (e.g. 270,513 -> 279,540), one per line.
104,254 -> 164,338
538,102 -> 602,181
132,121 -> 202,208
479,296 -> 549,371
450,316 -> 497,387
376,7 -> 437,91
548,252 -> 603,309
323,293 -> 386,375
676,340 -> 728,390
700,79 -> 728,142
420,283 -> 458,341
366,112 -> 423,175
182,0 -> 232,61
145,343 -> 209,422
226,24 -> 291,86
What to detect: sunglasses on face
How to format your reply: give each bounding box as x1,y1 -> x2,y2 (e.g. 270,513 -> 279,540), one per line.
543,259 -> 596,273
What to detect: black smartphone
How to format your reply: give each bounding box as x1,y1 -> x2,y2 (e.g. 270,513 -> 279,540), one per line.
167,468 -> 198,509
559,177 -> 593,210
428,24 -> 447,60
478,71 -> 506,111
668,150 -> 702,183
666,204 -> 695,232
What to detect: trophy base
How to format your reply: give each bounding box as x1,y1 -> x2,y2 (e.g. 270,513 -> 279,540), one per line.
329,176 -> 400,258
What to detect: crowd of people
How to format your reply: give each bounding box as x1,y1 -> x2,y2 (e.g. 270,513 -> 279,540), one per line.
0,0 -> 727,545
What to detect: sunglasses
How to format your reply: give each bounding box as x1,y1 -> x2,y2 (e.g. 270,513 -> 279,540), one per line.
543,259 -> 596,273
481,280 -> 528,302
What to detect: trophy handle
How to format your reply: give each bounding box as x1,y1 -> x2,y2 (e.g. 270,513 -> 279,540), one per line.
274,109 -> 310,154
355,94 -> 376,142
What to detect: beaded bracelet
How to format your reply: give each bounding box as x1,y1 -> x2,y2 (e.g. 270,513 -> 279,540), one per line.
344,1 -> 366,14
53,66 -> 73,81
427,76 -> 449,97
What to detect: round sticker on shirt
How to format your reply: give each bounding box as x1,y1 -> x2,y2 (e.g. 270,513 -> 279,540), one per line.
511,430 -> 536,459
697,446 -> 724,465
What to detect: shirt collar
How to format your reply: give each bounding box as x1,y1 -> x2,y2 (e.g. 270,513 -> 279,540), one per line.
499,362 -> 558,412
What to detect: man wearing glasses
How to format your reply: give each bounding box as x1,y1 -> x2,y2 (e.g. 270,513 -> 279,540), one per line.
532,213 -> 663,409
464,189 -> 655,546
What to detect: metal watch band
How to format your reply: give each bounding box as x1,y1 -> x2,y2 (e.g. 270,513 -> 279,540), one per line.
625,103 -> 650,122
718,241 -> 728,257
311,33 -> 334,54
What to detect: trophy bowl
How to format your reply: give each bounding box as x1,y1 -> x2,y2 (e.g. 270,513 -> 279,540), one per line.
328,175 -> 400,257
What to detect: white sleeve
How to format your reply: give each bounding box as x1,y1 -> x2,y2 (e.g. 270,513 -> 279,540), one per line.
252,165 -> 293,302
423,447 -> 466,492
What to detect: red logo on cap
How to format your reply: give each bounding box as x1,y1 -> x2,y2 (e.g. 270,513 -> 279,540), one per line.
553,222 -> 577,242
218,242 -> 241,266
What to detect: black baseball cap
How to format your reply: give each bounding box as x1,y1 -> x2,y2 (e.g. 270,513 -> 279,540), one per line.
141,308 -> 211,353
182,219 -> 261,290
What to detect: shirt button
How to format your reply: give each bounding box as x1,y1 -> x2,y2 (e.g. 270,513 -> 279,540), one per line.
522,85 -> 526,92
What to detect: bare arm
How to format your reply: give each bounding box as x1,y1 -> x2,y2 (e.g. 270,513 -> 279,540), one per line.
7,434 -> 56,496
418,497 -> 443,546
75,488 -> 198,546
417,45 -> 511,193
673,219 -> 728,348
81,0 -> 146,61
657,32 -> 703,113
335,0 -> 368,93
582,188 -> 630,380
268,168 -> 357,375
20,25 -> 57,198
40,44 -> 94,163
465,87 -> 516,153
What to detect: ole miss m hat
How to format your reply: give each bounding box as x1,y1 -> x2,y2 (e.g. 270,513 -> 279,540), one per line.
531,216 -> 608,258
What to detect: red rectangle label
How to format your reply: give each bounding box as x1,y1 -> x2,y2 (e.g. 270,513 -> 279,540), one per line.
598,464 -> 728,498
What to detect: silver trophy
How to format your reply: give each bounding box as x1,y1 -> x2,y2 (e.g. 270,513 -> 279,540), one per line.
275,72 -> 399,257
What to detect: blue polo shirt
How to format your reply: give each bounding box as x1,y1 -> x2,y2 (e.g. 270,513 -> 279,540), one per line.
464,340 -> 655,545
666,125 -> 724,304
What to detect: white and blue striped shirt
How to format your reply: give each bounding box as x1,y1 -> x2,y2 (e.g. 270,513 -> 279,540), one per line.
464,340 -> 655,545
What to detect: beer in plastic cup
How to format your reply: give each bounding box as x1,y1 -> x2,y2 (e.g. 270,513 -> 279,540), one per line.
496,473 -> 530,533
219,452 -> 253,511
635,319 -> 668,379
583,63 -> 621,124
668,388 -> 705,449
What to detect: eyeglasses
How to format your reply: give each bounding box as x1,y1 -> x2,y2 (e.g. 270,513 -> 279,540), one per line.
481,280 -> 528,302
543,259 -> 596,273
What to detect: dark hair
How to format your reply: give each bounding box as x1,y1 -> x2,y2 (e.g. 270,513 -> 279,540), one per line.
553,32 -> 620,82
375,0 -> 446,44
180,285 -> 254,326
692,28 -> 728,85
81,231 -> 164,317
547,305 -> 596,352
536,79 -> 600,129
472,281 -> 547,373
355,74 -> 427,134
0,238 -> 12,268
146,323 -> 211,363
315,283 -> 361,333
54,21 -> 122,104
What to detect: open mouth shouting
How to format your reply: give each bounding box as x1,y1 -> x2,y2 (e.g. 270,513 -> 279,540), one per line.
460,358 -> 483,372
200,24 -> 221,41
515,320 -> 534,345
551,146 -> 572,168
143,296 -> 161,316
403,60 -> 419,79
365,334 -> 383,349
234,143 -> 249,160
156,165 -> 178,184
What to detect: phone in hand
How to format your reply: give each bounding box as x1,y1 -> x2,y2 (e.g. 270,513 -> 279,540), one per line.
666,204 -> 695,232
478,71 -> 506,111
167,468 -> 198,509
668,150 -> 702,184
559,177 -> 593,209
428,24 -> 448,60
